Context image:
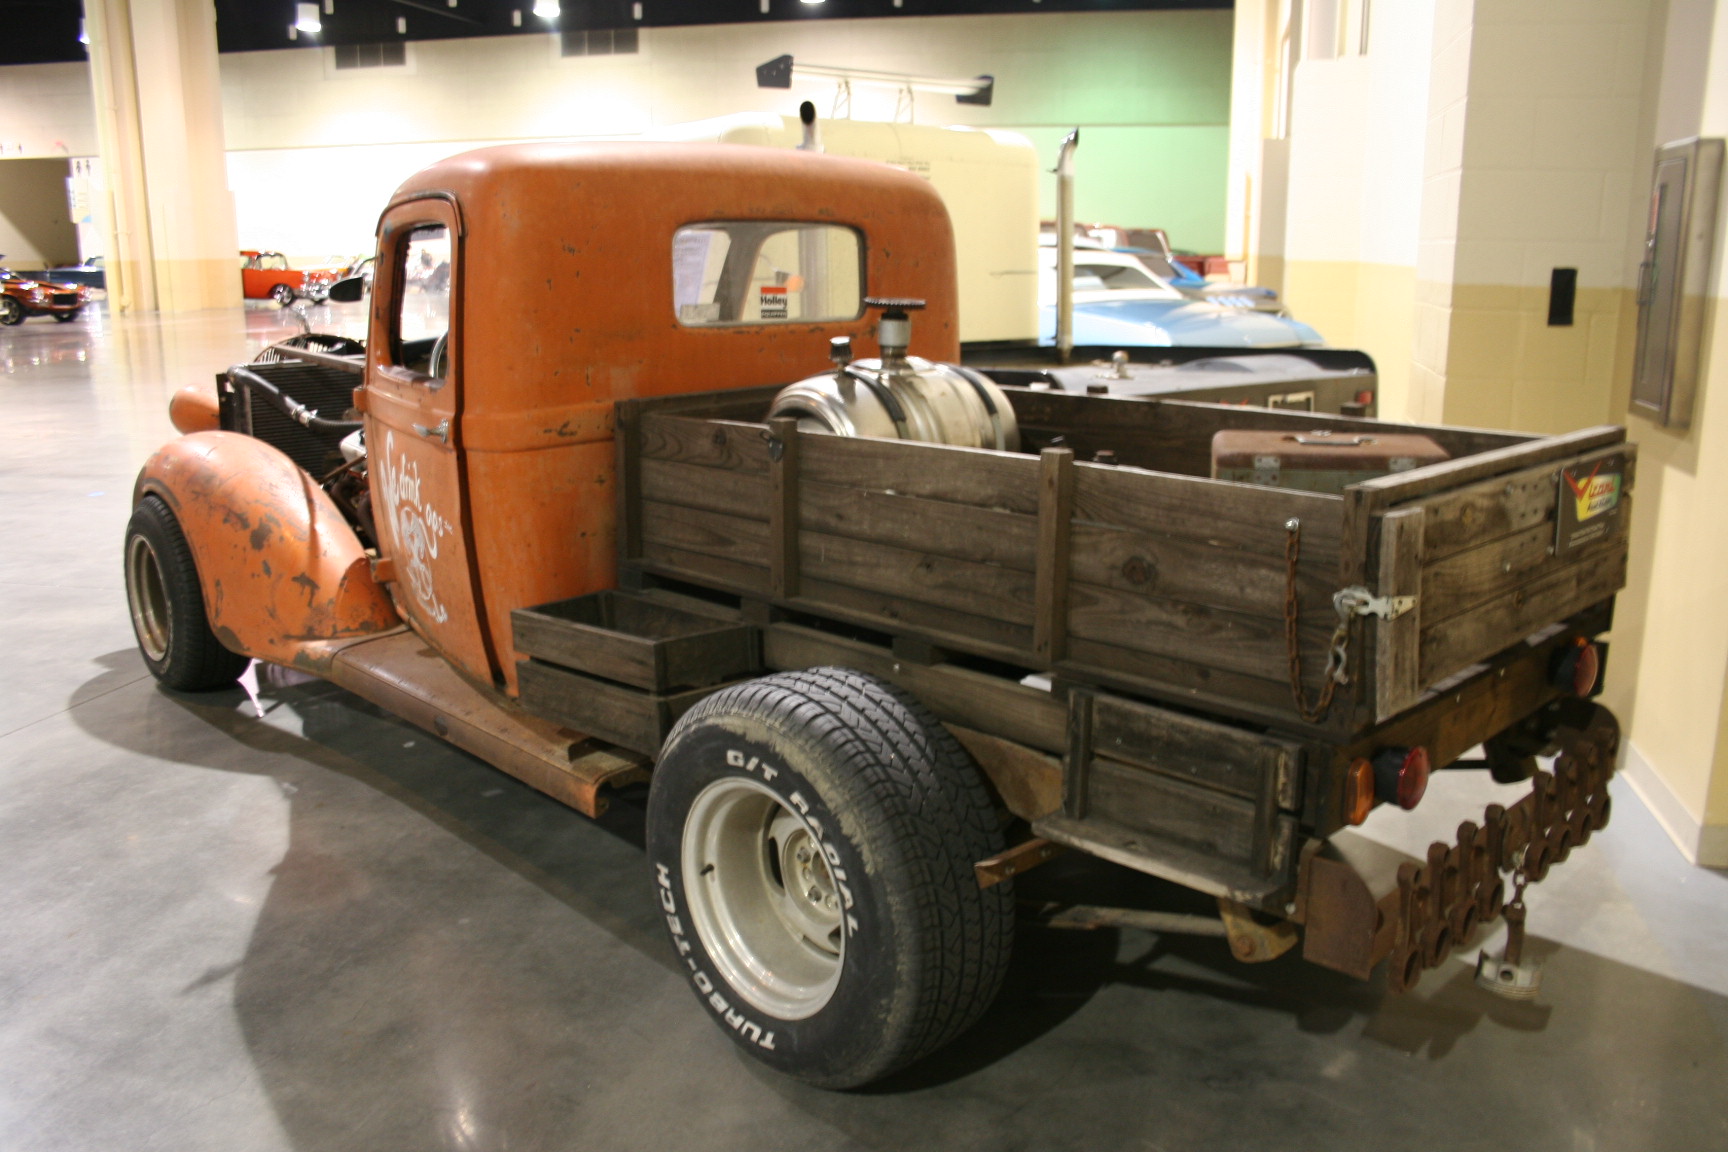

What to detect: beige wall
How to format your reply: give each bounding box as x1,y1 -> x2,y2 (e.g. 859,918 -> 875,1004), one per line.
0,158 -> 77,268
1239,0 -> 1728,864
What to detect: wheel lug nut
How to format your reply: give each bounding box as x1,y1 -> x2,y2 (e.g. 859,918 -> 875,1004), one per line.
824,894 -> 838,909
807,886 -> 821,902
795,846 -> 811,863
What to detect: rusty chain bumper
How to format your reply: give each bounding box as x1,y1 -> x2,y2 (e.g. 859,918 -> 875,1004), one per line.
1297,703 -> 1620,990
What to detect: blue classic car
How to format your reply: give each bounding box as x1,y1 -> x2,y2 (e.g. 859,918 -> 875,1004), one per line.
1039,246 -> 1324,349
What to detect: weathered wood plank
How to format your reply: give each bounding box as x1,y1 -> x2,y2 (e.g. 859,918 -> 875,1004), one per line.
769,417 -> 800,599
799,432 -> 1040,513
798,480 -> 1038,569
1072,465 -> 1345,558
1362,425 -> 1626,508
517,658 -> 723,756
1090,692 -> 1298,802
640,458 -> 771,520
1418,551 -> 1630,683
511,592 -> 758,692
761,622 -> 1066,753
790,577 -> 1036,664
636,545 -> 770,598
800,531 -> 1036,626
1422,498 -> 1632,625
1068,521 -> 1332,618
1067,580 -> 1335,685
639,413 -> 771,473
640,500 -> 771,569
1372,507 -> 1425,721
616,400 -> 644,563
1061,636 -> 1323,730
1417,443 -> 1633,562
1034,448 -> 1076,662
1086,756 -> 1260,866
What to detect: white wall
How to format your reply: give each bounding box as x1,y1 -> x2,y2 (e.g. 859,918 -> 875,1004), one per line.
2,11 -> 1235,266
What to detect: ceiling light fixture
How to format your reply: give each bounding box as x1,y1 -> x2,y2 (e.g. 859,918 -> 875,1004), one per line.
397,15 -> 407,32
78,19 -> 89,44
295,2 -> 321,34
533,0 -> 560,19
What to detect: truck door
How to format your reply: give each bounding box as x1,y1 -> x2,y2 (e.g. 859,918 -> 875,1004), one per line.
363,198 -> 496,683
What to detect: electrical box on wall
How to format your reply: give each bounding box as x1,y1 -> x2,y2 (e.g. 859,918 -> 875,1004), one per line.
1632,137 -> 1723,428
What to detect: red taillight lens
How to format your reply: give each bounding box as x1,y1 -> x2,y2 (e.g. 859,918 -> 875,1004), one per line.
1372,746 -> 1430,810
1355,389 -> 1375,406
1552,637 -> 1600,697
1346,757 -> 1374,825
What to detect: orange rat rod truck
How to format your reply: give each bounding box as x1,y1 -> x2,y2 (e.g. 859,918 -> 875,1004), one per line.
128,143 -> 1630,1088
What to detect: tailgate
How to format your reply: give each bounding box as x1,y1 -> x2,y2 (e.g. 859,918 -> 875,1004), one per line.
1358,427 -> 1633,721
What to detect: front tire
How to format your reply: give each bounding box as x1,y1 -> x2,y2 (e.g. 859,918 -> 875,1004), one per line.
0,297 -> 23,325
124,495 -> 249,691
53,309 -> 81,323
647,668 -> 1012,1088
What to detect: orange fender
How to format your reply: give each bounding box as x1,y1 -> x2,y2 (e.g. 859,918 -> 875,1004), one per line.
133,431 -> 400,671
169,384 -> 221,434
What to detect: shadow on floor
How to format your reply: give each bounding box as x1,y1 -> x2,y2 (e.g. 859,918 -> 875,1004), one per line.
66,654 -> 1728,1152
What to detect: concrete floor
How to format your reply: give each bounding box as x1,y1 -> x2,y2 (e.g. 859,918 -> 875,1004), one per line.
2,303 -> 1726,1152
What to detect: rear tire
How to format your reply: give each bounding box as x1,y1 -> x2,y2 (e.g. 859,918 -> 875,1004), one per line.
646,668 -> 1012,1088
270,283 -> 294,305
124,495 -> 248,691
0,297 -> 23,325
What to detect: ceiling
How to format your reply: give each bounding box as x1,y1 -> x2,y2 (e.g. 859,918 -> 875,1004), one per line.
1,0 -> 1226,66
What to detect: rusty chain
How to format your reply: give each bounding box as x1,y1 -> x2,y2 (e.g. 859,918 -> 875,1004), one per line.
1284,518 -> 1365,724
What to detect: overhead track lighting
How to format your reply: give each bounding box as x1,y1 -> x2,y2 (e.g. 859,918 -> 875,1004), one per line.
755,56 -> 994,105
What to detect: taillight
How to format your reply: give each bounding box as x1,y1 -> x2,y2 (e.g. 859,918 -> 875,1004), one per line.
1372,746 -> 1430,810
1354,389 -> 1375,407
1345,758 -> 1374,825
1552,637 -> 1600,697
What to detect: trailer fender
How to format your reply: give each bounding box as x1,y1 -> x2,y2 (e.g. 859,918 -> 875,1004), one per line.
133,431 -> 399,670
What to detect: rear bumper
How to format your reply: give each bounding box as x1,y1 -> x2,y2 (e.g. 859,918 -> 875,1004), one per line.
1295,702 -> 1618,990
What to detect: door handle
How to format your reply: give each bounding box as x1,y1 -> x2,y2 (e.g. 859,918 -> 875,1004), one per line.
412,418 -> 450,444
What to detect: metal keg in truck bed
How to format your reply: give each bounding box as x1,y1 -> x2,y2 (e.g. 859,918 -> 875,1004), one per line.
126,142 -> 1630,1088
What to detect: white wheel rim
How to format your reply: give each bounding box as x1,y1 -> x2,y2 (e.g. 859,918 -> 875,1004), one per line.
126,534 -> 171,662
681,776 -> 844,1020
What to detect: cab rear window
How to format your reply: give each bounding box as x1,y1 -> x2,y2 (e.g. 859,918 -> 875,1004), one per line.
673,222 -> 862,326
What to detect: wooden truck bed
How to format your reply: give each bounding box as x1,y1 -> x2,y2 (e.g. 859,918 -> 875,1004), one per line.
509,382 -> 1631,909
595,384 -> 1630,738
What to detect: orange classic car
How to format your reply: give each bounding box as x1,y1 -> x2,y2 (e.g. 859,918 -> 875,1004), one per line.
239,250 -> 337,304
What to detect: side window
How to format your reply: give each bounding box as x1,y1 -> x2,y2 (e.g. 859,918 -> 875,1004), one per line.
673,222 -> 862,326
394,225 -> 452,377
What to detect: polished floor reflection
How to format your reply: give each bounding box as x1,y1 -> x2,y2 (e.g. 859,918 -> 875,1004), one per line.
1,304 -> 1725,1152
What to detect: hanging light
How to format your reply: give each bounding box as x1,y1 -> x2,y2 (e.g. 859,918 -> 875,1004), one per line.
294,2 -> 321,34
78,19 -> 90,44
533,0 -> 560,18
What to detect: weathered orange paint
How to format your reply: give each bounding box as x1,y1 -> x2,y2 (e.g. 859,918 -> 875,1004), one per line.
368,143 -> 959,691
169,384 -> 221,434
134,431 -> 400,669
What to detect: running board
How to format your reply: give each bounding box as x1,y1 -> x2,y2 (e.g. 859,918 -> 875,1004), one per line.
324,629 -> 649,816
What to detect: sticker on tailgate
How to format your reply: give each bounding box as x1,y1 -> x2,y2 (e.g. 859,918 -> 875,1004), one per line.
1555,454 -> 1627,556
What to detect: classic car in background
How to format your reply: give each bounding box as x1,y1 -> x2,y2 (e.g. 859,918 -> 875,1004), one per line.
1076,225 -> 1289,315
44,256 -> 106,293
1038,244 -> 1324,349
239,251 -> 338,304
0,261 -> 91,325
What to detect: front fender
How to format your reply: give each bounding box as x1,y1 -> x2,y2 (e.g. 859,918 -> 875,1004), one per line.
133,431 -> 399,669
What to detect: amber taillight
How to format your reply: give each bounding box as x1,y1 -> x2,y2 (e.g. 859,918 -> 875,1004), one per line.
1553,637 -> 1601,697
1345,757 -> 1375,825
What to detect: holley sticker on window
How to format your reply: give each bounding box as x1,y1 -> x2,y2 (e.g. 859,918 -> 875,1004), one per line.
1555,454 -> 1627,557
758,285 -> 789,320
